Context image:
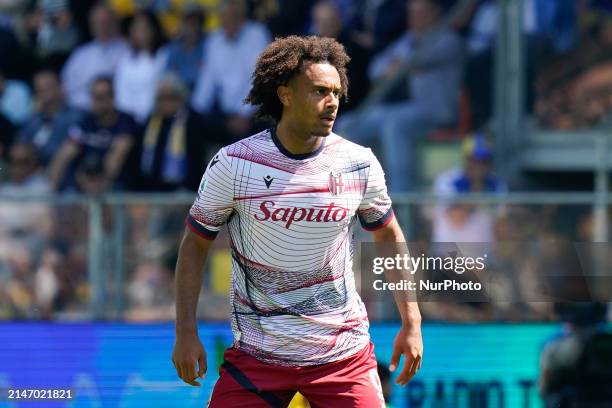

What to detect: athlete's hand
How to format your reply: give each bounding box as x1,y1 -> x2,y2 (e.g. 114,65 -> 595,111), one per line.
172,333 -> 207,386
389,324 -> 423,386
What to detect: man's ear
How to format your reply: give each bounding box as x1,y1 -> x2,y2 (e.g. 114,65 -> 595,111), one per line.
277,85 -> 291,108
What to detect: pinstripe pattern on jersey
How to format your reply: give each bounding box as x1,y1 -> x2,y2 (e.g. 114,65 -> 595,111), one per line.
189,129 -> 392,366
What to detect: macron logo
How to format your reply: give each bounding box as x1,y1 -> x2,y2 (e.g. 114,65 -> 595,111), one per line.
209,155 -> 220,168
263,175 -> 274,188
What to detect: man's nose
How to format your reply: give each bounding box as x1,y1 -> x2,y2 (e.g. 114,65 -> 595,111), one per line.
326,93 -> 339,109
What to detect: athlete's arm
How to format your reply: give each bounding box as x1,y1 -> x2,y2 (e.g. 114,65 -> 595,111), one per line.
172,227 -> 214,386
372,216 -> 423,386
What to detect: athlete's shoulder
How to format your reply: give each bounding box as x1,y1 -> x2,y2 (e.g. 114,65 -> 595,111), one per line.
224,129 -> 273,157
326,131 -> 378,163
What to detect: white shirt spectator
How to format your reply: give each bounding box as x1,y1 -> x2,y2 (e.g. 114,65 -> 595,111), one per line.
431,167 -> 506,243
191,21 -> 270,116
114,49 -> 168,123
0,172 -> 52,236
61,39 -> 129,109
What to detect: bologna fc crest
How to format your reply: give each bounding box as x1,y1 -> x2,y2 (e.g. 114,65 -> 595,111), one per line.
328,171 -> 344,196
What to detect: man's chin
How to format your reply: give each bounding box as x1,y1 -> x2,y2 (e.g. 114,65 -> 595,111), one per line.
312,126 -> 334,137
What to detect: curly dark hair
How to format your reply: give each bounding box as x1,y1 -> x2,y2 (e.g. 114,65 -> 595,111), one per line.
245,36 -> 350,123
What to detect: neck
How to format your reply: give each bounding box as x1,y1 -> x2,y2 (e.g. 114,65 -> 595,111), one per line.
225,21 -> 244,39
95,35 -> 113,44
276,118 -> 324,155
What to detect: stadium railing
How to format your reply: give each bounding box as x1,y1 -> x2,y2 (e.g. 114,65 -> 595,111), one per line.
0,191 -> 609,322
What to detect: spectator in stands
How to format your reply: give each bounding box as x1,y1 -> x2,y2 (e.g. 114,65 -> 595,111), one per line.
535,16 -> 612,130
0,241 -> 36,318
250,0 -> 311,38
191,0 -> 270,146
339,0 -> 464,192
125,261 -> 174,321
34,246 -> 64,319
465,0 -> 577,56
48,76 -> 137,192
114,10 -> 168,123
344,0 -> 407,53
17,70 -> 82,166
163,4 -> 206,91
61,3 -> 128,110
137,73 -> 206,192
0,69 -> 32,126
430,133 -> 506,243
462,0 -> 577,127
0,143 -> 53,238
73,154 -> 108,196
35,0 -> 80,70
312,1 -> 371,111
108,0 -> 220,38
0,2 -> 23,76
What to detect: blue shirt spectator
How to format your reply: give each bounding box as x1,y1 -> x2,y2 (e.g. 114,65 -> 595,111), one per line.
17,70 -> 82,166
48,77 -> 136,192
0,71 -> 32,126
164,4 -> 206,91
468,0 -> 577,55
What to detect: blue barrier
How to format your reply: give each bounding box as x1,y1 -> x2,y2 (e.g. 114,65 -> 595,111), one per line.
0,322 -> 558,407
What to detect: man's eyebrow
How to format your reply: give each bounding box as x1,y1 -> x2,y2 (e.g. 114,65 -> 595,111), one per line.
312,84 -> 341,91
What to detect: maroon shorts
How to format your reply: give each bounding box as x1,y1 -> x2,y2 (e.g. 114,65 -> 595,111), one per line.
207,342 -> 385,408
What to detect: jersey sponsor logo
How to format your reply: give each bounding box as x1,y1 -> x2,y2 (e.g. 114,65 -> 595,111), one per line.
263,175 -> 274,188
254,200 -> 350,229
328,171 -> 344,196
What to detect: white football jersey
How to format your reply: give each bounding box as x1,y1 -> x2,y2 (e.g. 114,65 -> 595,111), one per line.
187,128 -> 393,366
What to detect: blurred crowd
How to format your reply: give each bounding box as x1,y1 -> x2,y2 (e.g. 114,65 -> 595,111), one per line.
0,0 -> 611,321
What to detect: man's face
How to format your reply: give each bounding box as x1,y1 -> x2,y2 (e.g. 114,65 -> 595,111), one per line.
8,145 -> 38,183
156,85 -> 184,117
280,62 -> 341,137
465,156 -> 491,185
408,0 -> 439,33
90,7 -> 115,41
313,3 -> 342,39
91,81 -> 114,117
34,72 -> 62,109
182,14 -> 203,40
220,2 -> 244,36
130,14 -> 154,50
